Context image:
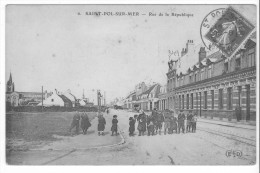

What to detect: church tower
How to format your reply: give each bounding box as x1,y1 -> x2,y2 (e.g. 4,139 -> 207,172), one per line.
6,73 -> 15,93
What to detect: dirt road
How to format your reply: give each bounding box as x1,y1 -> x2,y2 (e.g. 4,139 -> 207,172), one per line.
7,109 -> 256,165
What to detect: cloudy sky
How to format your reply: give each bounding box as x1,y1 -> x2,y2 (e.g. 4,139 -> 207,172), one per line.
5,5 -> 256,103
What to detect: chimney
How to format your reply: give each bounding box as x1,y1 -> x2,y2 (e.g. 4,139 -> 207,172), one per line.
181,48 -> 185,56
186,40 -> 194,53
199,47 -> 206,62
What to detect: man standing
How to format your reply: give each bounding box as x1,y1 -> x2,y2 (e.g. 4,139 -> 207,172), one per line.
155,111 -> 164,135
164,110 -> 171,135
235,105 -> 241,122
186,111 -> 193,133
69,110 -> 81,135
178,110 -> 185,134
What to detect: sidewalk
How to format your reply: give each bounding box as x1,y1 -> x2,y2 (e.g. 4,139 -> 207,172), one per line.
198,117 -> 256,130
38,113 -> 123,151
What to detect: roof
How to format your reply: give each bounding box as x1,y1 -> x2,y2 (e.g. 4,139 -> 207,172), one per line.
59,95 -> 72,104
126,92 -> 136,99
141,84 -> 157,96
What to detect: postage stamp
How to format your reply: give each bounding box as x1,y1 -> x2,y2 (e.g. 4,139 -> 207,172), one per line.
204,6 -> 255,57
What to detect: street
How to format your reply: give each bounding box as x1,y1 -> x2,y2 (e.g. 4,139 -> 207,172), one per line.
6,109 -> 256,165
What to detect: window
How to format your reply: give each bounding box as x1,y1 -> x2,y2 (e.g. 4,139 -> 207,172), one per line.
196,93 -> 198,109
208,65 -> 212,78
179,95 -> 181,109
182,95 -> 184,109
227,87 -> 232,110
204,91 -> 207,109
191,93 -> 194,109
51,99 -> 54,102
224,62 -> 228,73
238,86 -> 242,106
195,73 -> 197,82
235,58 -> 241,71
211,90 -> 214,109
248,48 -> 255,67
187,94 -> 189,109
201,69 -> 204,80
219,89 -> 223,109
189,76 -> 192,83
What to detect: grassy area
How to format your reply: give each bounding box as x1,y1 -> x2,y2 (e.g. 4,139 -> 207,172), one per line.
6,112 -> 97,151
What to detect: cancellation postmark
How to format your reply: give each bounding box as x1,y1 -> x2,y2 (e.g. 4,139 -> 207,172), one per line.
203,6 -> 255,58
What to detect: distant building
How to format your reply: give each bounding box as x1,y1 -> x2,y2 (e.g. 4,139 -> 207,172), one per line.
39,90 -> 65,107
158,84 -> 167,111
124,82 -> 161,111
6,73 -> 51,106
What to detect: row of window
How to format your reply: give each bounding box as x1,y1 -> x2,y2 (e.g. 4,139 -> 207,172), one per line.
167,47 -> 255,90
177,85 -> 249,110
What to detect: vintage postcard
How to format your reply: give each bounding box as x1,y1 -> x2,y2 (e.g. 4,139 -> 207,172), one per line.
1,2 -> 258,171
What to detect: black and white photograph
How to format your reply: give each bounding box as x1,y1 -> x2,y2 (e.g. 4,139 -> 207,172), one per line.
0,1 -> 259,170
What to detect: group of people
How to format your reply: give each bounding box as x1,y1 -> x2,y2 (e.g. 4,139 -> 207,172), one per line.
69,110 -> 91,135
69,108 -> 198,137
128,109 -> 197,137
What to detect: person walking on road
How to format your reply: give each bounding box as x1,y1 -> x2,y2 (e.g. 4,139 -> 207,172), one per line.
164,110 -> 171,135
178,110 -> 185,134
155,111 -> 164,135
191,113 -> 197,133
81,111 -> 91,135
186,111 -> 193,133
69,110 -> 81,135
98,113 -> 106,136
129,117 -> 135,136
235,105 -> 241,122
111,115 -> 118,136
137,110 -> 147,136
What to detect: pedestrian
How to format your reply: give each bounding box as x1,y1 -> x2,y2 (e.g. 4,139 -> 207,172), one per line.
169,115 -> 178,134
111,115 -> 118,136
235,105 -> 241,122
81,111 -> 91,135
147,115 -> 155,136
129,117 -> 135,136
98,113 -> 106,136
164,110 -> 171,135
186,111 -> 193,133
106,108 -> 109,114
137,110 -> 147,136
155,112 -> 164,135
191,113 -> 197,133
69,110 -> 81,135
178,110 -> 185,134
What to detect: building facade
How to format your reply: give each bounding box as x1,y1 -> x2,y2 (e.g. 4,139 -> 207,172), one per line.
125,83 -> 161,111
158,84 -> 168,111
166,34 -> 256,122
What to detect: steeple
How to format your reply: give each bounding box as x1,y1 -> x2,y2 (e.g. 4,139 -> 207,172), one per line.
82,89 -> 85,99
7,72 -> 15,92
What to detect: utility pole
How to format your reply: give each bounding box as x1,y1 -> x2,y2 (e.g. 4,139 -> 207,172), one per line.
41,86 -> 43,112
97,89 -> 100,113
104,91 -> 106,106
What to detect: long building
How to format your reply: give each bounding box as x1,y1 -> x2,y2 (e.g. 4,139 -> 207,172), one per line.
165,34 -> 256,122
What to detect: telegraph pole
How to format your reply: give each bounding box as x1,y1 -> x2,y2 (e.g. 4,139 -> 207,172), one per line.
104,91 -> 106,106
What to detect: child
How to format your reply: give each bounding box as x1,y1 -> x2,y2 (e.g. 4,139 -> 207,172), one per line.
129,117 -> 135,136
98,114 -> 106,136
147,120 -> 155,136
111,115 -> 118,136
